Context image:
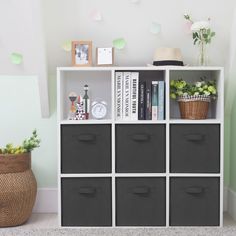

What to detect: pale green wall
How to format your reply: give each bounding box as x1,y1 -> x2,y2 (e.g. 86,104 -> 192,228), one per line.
224,115 -> 231,186
0,76 -> 57,188
0,75 -> 232,188
230,97 -> 236,191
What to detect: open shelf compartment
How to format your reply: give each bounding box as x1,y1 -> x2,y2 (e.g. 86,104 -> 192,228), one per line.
169,69 -> 223,121
58,70 -> 112,121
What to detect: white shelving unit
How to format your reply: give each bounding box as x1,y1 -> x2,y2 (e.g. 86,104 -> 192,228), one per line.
57,66 -> 224,228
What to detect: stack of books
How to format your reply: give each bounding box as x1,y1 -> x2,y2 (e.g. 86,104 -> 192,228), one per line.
115,72 -> 165,121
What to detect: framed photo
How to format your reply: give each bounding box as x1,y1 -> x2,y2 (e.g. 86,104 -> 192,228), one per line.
72,41 -> 92,67
96,47 -> 114,66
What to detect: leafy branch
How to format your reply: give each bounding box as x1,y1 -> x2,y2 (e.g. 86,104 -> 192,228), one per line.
170,78 -> 217,100
0,130 -> 41,154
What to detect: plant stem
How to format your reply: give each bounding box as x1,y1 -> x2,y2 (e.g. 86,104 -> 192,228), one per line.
199,29 -> 205,66
200,41 -> 204,65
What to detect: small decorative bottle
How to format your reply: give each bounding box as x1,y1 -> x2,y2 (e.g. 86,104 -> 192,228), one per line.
83,85 -> 90,119
68,92 -> 77,120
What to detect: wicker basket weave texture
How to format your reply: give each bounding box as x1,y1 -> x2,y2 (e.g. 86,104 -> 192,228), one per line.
0,153 -> 31,174
0,153 -> 37,227
178,95 -> 210,120
178,100 -> 209,119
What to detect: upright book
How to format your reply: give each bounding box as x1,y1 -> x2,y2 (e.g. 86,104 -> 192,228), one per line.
138,81 -> 146,120
151,81 -> 158,120
130,72 -> 139,120
123,72 -> 131,120
145,81 -> 152,120
158,81 -> 165,120
115,72 -> 123,120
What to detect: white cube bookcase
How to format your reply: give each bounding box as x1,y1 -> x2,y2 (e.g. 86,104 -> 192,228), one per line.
57,66 -> 224,228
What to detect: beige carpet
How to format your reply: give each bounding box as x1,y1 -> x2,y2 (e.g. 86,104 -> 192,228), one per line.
0,213 -> 235,236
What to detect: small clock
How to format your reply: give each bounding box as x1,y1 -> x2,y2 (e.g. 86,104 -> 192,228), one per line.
91,100 -> 108,119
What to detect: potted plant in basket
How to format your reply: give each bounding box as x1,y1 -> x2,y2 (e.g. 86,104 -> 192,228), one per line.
170,78 -> 217,119
0,130 -> 40,227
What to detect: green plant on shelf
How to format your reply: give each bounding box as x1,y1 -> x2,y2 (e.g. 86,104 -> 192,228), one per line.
0,130 -> 41,155
170,77 -> 217,100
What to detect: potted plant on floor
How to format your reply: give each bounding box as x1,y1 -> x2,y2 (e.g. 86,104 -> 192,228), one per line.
0,130 -> 40,227
170,78 -> 217,119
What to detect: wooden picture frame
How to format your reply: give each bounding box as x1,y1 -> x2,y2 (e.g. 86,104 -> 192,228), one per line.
72,41 -> 92,67
96,47 -> 114,66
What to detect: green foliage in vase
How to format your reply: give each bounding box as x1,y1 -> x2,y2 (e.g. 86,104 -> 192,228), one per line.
170,78 -> 217,100
0,130 -> 41,155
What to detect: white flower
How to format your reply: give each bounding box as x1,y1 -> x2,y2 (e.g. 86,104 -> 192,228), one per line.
204,90 -> 210,96
194,92 -> 200,96
195,82 -> 202,87
191,21 -> 210,31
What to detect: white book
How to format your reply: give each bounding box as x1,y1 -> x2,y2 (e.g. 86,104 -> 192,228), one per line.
123,72 -> 131,120
130,72 -> 139,120
115,72 -> 123,120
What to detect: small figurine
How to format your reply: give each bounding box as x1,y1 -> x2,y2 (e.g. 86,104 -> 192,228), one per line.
68,92 -> 77,120
83,85 -> 90,120
74,96 -> 86,120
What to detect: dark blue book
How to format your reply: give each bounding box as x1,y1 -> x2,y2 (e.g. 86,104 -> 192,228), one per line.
138,81 -> 146,120
145,81 -> 152,120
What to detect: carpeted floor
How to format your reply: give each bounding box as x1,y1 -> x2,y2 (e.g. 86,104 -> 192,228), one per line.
0,213 -> 236,236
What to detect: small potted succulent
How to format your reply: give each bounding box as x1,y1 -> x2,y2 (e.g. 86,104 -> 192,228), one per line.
170,78 -> 217,119
0,130 -> 40,227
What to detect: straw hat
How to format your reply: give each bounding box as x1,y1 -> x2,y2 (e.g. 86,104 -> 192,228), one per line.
153,48 -> 184,66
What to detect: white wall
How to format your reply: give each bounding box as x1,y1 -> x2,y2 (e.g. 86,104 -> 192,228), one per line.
0,0 -> 49,117
43,0 -> 236,73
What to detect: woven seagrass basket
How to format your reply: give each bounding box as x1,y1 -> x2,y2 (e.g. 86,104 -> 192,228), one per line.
178,95 -> 211,119
0,153 -> 37,227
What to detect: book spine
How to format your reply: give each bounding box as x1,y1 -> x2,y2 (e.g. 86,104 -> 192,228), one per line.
152,81 -> 158,120
138,81 -> 146,120
115,72 -> 123,120
130,72 -> 139,121
123,72 -> 131,120
145,81 -> 152,120
158,81 -> 165,120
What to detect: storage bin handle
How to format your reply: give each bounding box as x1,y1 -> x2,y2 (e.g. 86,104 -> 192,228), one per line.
132,186 -> 150,194
184,134 -> 204,142
76,134 -> 96,142
79,187 -> 96,195
131,134 -> 150,142
185,186 -> 204,194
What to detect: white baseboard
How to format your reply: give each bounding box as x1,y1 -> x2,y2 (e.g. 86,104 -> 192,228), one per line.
224,186 -> 228,212
228,188 -> 236,221
33,187 -> 229,214
33,188 -> 58,213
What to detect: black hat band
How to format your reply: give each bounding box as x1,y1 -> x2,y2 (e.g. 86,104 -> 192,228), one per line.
153,60 -> 184,66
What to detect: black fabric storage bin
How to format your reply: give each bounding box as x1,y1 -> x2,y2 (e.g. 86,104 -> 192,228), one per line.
61,125 -> 111,173
170,177 -> 220,226
170,124 -> 220,173
61,177 -> 112,226
116,125 -> 166,173
116,177 -> 166,226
